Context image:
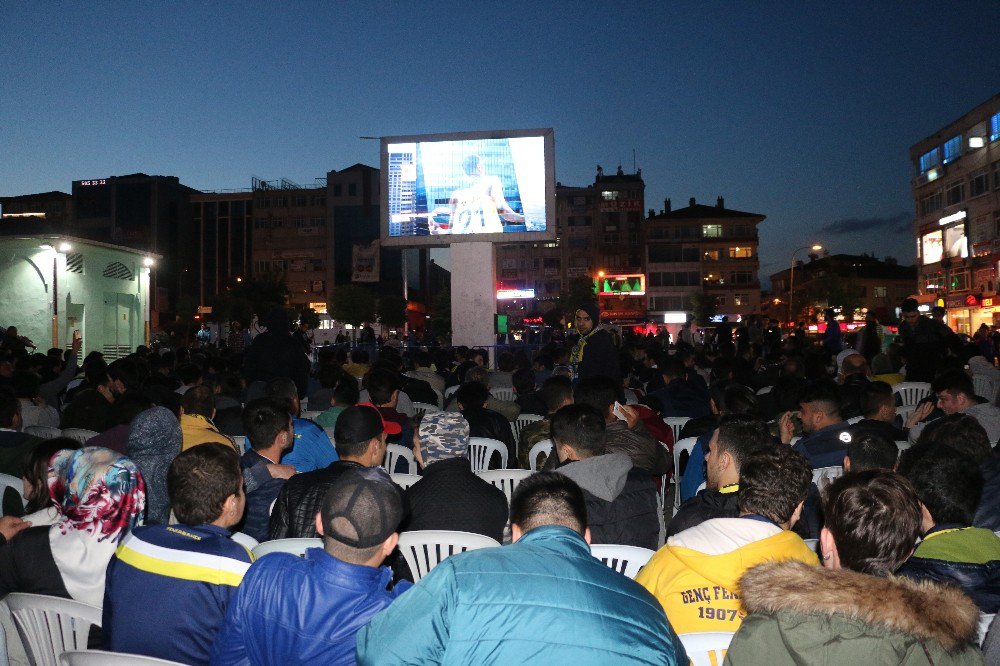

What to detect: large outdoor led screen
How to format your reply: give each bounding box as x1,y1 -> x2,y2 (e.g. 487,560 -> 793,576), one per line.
380,129 -> 555,246
944,225 -> 968,259
922,231 -> 943,265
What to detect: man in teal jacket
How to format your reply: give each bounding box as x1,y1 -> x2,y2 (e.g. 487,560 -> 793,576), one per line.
356,472 -> 686,665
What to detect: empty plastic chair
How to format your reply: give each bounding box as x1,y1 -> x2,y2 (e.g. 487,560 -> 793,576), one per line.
678,631 -> 736,666
61,651 -> 188,665
803,538 -> 819,553
973,375 -> 997,404
397,530 -> 500,582
468,437 -> 507,473
383,443 -> 417,475
251,538 -> 322,559
0,473 -> 27,515
7,592 -> 102,666
846,416 -> 863,424
60,429 -> 100,445
527,439 -> 552,471
390,473 -> 422,490
589,544 -> 655,579
300,411 -> 322,421
491,388 -> 516,402
231,435 -> 247,454
477,469 -> 534,504
24,426 -> 61,440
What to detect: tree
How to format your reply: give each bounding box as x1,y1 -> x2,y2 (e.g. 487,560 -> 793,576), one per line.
328,284 -> 377,328
556,277 -> 599,321
690,291 -> 717,326
212,273 -> 288,326
296,306 -> 320,330
377,294 -> 408,329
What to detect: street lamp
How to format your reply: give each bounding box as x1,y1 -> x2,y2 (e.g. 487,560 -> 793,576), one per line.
788,244 -> 823,324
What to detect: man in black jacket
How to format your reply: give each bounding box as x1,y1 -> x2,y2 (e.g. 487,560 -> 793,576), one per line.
570,301 -> 621,383
242,309 -> 310,399
456,382 -> 515,468
667,414 -> 773,538
552,404 -> 660,550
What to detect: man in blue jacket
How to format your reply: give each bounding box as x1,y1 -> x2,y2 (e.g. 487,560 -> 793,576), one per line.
211,466 -> 411,665
356,472 -> 687,665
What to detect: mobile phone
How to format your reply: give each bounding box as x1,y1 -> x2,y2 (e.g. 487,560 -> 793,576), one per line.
612,401 -> 628,421
72,330 -> 81,342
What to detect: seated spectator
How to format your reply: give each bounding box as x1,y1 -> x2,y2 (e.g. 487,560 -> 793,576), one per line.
88,391 -> 154,455
267,377 -> 338,473
638,446 -> 817,634
343,349 -> 371,379
518,375 -> 573,469
837,353 -> 871,420
270,403 -> 397,539
910,369 -> 1000,446
513,368 -> 546,416
365,369 -> 412,446
212,372 -> 246,436
456,381 -> 516,468
0,389 -> 42,505
781,379 -> 852,468
212,467 -> 410,665
668,414 -> 773,538
551,404 -> 659,549
240,397 -> 294,541
727,471 -> 981,664
306,362 -> 344,413
174,362 -> 202,396
488,351 -> 516,389
60,364 -> 118,432
405,351 -> 445,396
648,356 -> 711,419
19,437 -> 81,526
572,376 -> 669,477
314,375 -> 360,429
844,432 -> 899,472
12,370 -> 59,429
899,413 -> 992,476
899,451 -> 1000,613
104,443 -> 251,664
127,406 -> 181,525
446,365 -> 521,421
180,385 -> 236,452
849,380 -> 908,443
0,447 -> 144,606
357,472 -> 686,664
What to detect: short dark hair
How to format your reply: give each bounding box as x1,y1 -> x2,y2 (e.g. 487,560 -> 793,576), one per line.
11,371 -> 40,400
455,381 -> 489,410
510,472 -> 587,536
550,404 -> 605,457
540,375 -> 573,414
823,470 -> 921,576
0,388 -> 20,428
659,357 -> 686,380
366,369 -> 399,406
266,377 -> 299,406
167,443 -> 243,525
846,432 -> 898,471
331,377 -> 360,407
21,437 -> 81,513
859,381 -> 894,418
497,352 -> 516,372
737,446 -> 812,524
574,376 -> 621,416
710,381 -> 757,416
413,351 -> 432,368
931,369 -> 976,401
350,349 -> 369,364
914,414 -> 992,466
715,414 -> 773,472
242,397 -> 292,451
181,385 -> 215,419
907,450 -> 983,526
176,362 -> 202,386
799,379 -> 842,418
512,368 -> 536,396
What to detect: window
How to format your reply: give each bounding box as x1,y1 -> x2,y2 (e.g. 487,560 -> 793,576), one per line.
950,271 -> 970,291
569,256 -> 589,268
729,246 -> 753,259
703,272 -> 723,285
295,196 -> 307,207
274,196 -> 288,208
604,233 -> 620,244
943,135 -> 962,164
348,184 -> 357,196
333,184 -> 342,197
702,224 -> 722,238
703,249 -> 720,261
920,191 -> 943,216
991,112 -> 1000,142
730,271 -> 753,285
971,170 -> 989,198
874,286 -> 887,298
568,216 -> 591,227
715,295 -> 727,307
601,191 -> 619,200
543,258 -> 560,268
259,198 -> 270,209
993,161 -> 1000,190
734,294 -> 747,306
649,295 -> 690,311
732,224 -> 750,237
569,237 -> 589,248
919,147 -> 940,173
946,182 -> 964,206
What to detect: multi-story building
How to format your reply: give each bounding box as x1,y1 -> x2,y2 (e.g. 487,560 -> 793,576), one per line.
189,191 -> 253,305
910,92 -> 1000,334
645,197 -> 765,326
0,191 -> 73,226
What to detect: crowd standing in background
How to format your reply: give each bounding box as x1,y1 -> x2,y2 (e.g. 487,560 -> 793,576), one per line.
0,298 -> 998,664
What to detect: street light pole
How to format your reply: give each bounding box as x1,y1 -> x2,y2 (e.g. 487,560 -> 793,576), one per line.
788,244 -> 823,324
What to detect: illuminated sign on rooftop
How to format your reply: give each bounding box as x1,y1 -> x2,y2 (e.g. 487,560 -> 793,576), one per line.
595,274 -> 645,296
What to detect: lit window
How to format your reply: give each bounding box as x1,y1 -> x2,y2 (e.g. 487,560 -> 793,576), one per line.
729,246 -> 753,259
991,112 -> 1000,142
919,148 -> 940,174
703,250 -> 720,261
601,191 -> 619,200
702,224 -> 722,238
943,136 -> 962,164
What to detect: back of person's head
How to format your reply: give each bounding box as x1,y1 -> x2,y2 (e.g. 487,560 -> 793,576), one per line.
455,381 -> 489,410
716,414 -> 773,472
11,371 -> 40,400
218,371 -> 244,398
859,381 -> 894,418
84,359 -> 110,387
659,356 -> 686,381
550,404 -> 605,458
907,450 -> 983,527
510,472 -> 587,537
914,414 -> 992,466
799,379 -> 842,418
469,348 -> 488,366
841,354 -> 868,377
334,404 -> 387,458
846,433 -> 898,472
242,397 -> 292,451
464,365 -> 489,387
711,381 -> 757,416
541,375 -> 574,414
181,385 -> 215,419
320,466 -> 404,564
366,369 -> 399,406
574,376 -> 621,416
350,348 -> 369,364
512,368 -> 536,396
21,437 -> 81,513
176,362 -> 202,387
931,369 -> 976,401
823,470 -> 921,576
0,388 -> 20,428
167,443 -> 242,525
111,391 -> 155,426
497,352 -> 516,373
265,377 -> 299,406
533,352 -> 554,371
331,377 -> 360,407
737,446 -> 811,525
413,351 -> 432,369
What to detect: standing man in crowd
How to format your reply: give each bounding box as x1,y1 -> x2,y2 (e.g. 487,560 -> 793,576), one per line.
570,302 -> 621,383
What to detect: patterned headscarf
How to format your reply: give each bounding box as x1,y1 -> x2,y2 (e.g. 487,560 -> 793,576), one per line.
127,406 -> 182,525
418,412 -> 470,466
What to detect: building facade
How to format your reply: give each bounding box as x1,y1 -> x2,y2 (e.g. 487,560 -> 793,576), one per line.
0,191 -> 73,227
911,92 -> 1000,334
190,192 -> 253,306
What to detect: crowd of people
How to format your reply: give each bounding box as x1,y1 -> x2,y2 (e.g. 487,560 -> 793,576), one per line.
0,296 -> 998,664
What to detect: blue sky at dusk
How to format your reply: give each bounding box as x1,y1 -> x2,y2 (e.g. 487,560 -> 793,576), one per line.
2,3 -> 999,282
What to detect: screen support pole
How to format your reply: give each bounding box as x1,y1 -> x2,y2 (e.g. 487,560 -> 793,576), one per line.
451,242 -> 498,367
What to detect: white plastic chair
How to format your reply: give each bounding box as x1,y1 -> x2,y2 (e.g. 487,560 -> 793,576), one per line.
384,443 -> 417,474
468,437 -> 508,473
411,402 -> 440,418
589,544 -> 655,579
477,469 -> 534,504
59,428 -> 100,445
390,473 -> 422,490
673,437 -> 699,511
444,385 -> 459,400
231,435 -> 247,454
846,416 -> 863,424
512,413 -> 544,442
24,426 -> 61,440
251,538 -> 322,558
230,531 -> 259,551
61,651 -> 188,665
755,386 -> 773,395
528,439 -> 552,471
973,375 -> 997,404
893,381 -> 932,407
803,538 -> 819,553
663,417 -> 690,443
397,530 -> 500,582
678,631 -> 736,666
895,440 -> 911,453
7,592 -> 102,666
895,404 -> 916,427
0,473 -> 27,515
812,466 -> 843,487
979,612 -> 995,646
492,388 -> 516,402
790,436 -> 801,446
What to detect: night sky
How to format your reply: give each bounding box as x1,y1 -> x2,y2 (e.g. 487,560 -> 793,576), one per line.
3,3 -> 999,284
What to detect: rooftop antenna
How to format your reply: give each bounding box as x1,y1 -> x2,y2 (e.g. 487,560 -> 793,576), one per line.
632,148 -> 636,173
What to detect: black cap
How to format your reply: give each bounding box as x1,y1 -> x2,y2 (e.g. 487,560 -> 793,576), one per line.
334,404 -> 402,448
320,467 -> 404,548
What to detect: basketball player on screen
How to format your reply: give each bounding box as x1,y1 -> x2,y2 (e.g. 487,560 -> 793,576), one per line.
433,154 -> 524,235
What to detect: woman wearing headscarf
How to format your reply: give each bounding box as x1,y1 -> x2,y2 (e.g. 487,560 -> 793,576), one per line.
0,447 -> 145,606
127,406 -> 181,526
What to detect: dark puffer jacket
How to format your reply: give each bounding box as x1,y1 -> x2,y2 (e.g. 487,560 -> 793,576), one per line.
898,525 -> 1000,613
269,460 -> 364,539
667,487 -> 740,538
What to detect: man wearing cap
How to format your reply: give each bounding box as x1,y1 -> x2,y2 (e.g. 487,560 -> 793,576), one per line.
269,403 -> 400,540
569,301 -> 621,383
211,467 -> 411,665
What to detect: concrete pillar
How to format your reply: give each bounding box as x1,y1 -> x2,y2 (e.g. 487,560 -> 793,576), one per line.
451,242 -> 497,363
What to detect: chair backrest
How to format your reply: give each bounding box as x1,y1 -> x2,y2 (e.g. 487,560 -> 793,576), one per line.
893,381 -> 932,407
846,415 -> 863,424
803,538 -> 819,553
528,439 -> 552,471
0,472 -> 27,514
444,385 -> 459,400
678,631 -> 736,666
59,429 -> 99,445
468,437 -> 508,473
411,402 -> 440,418
973,375 -> 997,404
251,537 -> 322,558
61,651 -> 188,666
231,435 -> 247,454
384,443 -> 417,475
7,592 -> 103,666
812,465 -> 844,487
397,530 -> 500,581
24,426 -> 62,440
492,388 -> 516,402
978,612 -> 995,646
477,469 -> 534,504
589,544 -> 655,579
512,413 -> 544,441
895,404 -> 916,428
895,440 -> 911,452
230,531 -> 259,551
663,416 -> 690,443
390,473 -> 422,490
673,437 -> 699,511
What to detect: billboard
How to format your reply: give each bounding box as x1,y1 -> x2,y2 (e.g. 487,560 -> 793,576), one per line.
381,128 -> 555,246
944,224 -> 968,259
496,288 -> 535,300
922,231 -> 943,265
351,241 -> 380,283
595,274 -> 646,296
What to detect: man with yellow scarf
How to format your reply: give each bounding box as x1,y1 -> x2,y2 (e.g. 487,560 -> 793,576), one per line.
569,302 -> 620,383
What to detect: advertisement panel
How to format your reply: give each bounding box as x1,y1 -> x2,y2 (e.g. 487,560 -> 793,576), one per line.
922,231 -> 943,265
351,241 -> 380,283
